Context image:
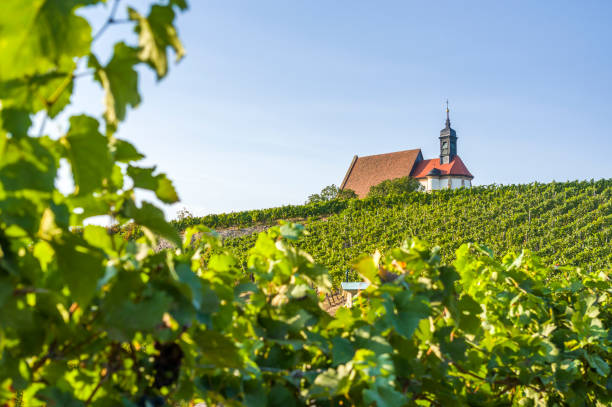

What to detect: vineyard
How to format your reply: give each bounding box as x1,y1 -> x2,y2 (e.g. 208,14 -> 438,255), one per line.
2,1 -> 612,405
219,180 -> 612,286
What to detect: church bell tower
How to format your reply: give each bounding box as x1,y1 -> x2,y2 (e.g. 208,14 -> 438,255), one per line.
439,101 -> 457,164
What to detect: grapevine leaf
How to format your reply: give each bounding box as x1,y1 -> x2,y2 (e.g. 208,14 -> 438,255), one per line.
192,329 -> 243,368
279,223 -> 304,241
36,387 -> 85,407
363,382 -> 408,407
389,292 -> 431,339
208,253 -> 237,271
457,294 -> 483,334
89,43 -> 141,128
268,384 -> 296,407
170,0 -> 189,11
0,69 -> 74,117
355,256 -> 378,284
0,108 -> 31,138
103,291 -> 172,341
112,138 -> 144,162
311,365 -> 352,397
53,235 -> 105,307
0,137 -> 57,192
62,115 -> 112,195
585,353 -> 610,377
122,200 -> 181,246
176,262 -> 203,309
127,165 -> 179,203
128,5 -> 185,79
0,0 -> 92,80
83,224 -> 113,252
331,336 -> 354,366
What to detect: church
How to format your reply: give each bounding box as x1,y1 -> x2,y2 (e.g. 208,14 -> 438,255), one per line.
340,106 -> 473,196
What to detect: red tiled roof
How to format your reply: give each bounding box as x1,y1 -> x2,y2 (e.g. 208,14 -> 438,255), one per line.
340,149 -> 423,198
410,155 -> 473,179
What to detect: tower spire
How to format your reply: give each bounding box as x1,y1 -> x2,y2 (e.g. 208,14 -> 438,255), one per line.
439,100 -> 457,164
445,99 -> 450,128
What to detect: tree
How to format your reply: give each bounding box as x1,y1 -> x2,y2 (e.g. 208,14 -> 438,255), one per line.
307,184 -> 357,203
176,207 -> 194,220
367,176 -> 421,197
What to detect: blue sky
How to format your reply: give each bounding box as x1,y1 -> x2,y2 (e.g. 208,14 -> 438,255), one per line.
70,1 -> 612,218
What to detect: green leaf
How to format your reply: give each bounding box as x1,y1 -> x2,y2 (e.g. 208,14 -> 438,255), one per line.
122,200 -> 181,246
112,138 -> 144,163
62,115 -> 112,195
0,136 -> 57,192
0,108 -> 31,138
176,262 -> 203,309
268,384 -> 296,407
457,294 -> 482,334
52,234 -> 105,306
192,329 -> 243,368
310,365 -> 352,397
279,223 -> 304,241
0,69 -> 74,117
331,337 -> 354,366
82,224 -> 113,252
89,43 -> 141,128
0,0 -> 92,80
128,5 -> 185,79
208,253 -> 237,272
170,0 -> 189,11
127,165 -> 179,204
355,256 -> 378,284
585,353 -> 610,377
36,386 -> 85,407
390,292 -> 431,338
363,382 -> 407,407
103,291 -> 172,341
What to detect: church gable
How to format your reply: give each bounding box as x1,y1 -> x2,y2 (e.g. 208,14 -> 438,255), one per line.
340,149 -> 423,198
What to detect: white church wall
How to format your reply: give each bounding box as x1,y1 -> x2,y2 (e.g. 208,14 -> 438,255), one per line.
419,179 -> 428,190
420,177 -> 472,191
451,178 -> 463,189
429,178 -> 440,190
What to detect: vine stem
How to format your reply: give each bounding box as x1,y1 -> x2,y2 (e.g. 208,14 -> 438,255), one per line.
85,367 -> 109,405
92,0 -> 121,43
37,114 -> 47,137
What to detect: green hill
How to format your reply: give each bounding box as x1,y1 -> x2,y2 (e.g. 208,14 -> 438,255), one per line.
207,179 -> 612,286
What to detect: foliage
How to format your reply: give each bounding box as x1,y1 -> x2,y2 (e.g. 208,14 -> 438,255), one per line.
176,207 -> 194,221
225,180 -> 612,287
170,198 -> 350,231
338,187 -> 358,200
367,176 -> 422,197
306,184 -> 357,204
2,1 -> 612,406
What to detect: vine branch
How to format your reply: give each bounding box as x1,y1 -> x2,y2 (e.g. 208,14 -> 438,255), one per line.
92,0 -> 122,43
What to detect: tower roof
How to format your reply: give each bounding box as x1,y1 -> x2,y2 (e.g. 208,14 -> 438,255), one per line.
411,155 -> 473,179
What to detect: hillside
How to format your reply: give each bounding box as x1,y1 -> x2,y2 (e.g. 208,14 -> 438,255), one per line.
201,180 -> 612,286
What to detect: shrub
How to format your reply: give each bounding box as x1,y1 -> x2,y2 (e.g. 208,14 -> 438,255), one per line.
367,176 -> 421,197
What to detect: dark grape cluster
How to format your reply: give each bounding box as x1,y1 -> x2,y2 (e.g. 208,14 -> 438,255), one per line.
153,342 -> 184,389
